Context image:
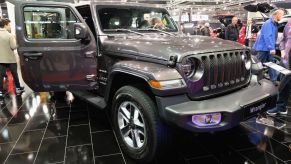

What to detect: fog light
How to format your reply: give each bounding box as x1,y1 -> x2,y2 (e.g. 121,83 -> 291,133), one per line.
192,113 -> 222,127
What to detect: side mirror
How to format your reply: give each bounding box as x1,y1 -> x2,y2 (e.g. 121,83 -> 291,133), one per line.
74,23 -> 88,40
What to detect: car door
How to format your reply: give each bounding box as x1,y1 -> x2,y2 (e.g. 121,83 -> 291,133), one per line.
15,1 -> 98,91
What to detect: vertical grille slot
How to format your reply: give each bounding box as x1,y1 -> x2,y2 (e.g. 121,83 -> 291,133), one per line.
209,55 -> 217,89
229,52 -> 235,85
217,54 -> 224,88
223,53 -> 231,86
235,52 -> 241,83
240,51 -> 246,81
202,56 -> 210,91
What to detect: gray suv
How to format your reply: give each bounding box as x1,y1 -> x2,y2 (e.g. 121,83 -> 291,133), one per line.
12,1 -> 277,163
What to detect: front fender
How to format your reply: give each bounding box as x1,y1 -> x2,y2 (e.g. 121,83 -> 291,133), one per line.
112,60 -> 183,81
105,60 -> 186,101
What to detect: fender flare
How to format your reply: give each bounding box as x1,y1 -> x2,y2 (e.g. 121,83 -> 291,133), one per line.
104,60 -> 183,102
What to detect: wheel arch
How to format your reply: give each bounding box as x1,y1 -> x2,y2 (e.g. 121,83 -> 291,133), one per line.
105,70 -> 156,107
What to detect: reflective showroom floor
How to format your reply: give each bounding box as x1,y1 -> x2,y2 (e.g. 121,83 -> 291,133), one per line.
0,91 -> 291,164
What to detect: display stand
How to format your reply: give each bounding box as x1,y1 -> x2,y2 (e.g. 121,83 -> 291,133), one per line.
255,62 -> 290,129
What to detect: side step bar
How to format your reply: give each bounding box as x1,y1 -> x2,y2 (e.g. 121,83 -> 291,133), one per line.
72,91 -> 107,109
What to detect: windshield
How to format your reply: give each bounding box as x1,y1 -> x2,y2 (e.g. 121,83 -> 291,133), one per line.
97,6 -> 178,33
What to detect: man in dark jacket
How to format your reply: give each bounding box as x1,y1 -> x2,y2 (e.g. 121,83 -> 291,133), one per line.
253,9 -> 284,84
225,16 -> 239,41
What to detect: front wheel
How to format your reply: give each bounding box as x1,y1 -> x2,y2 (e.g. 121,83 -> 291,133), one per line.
111,86 -> 169,163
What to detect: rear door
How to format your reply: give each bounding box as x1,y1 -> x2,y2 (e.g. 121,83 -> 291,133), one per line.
15,1 -> 98,91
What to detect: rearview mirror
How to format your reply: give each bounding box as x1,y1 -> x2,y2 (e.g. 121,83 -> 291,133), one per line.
74,23 -> 88,40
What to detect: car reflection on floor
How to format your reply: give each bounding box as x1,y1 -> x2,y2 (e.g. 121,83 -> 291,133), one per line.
0,91 -> 290,164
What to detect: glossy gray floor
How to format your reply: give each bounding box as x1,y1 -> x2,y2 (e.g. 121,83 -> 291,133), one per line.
0,92 -> 291,164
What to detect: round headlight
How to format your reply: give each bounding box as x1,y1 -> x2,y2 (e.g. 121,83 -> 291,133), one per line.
181,58 -> 204,81
241,54 -> 246,60
242,54 -> 251,70
181,58 -> 195,78
245,61 -> 251,70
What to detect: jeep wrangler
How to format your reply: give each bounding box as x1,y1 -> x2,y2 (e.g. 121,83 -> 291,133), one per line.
10,0 -> 277,163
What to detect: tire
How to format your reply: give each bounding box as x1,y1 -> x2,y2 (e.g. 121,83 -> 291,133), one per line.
111,86 -> 170,163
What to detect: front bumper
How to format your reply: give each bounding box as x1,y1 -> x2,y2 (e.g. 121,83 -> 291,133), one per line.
156,78 -> 277,132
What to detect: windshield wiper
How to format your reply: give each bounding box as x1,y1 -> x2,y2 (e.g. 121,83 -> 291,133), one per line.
103,28 -> 144,36
137,28 -> 175,36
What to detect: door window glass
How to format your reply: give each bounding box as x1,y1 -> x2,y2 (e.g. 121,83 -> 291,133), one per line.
24,6 -> 79,39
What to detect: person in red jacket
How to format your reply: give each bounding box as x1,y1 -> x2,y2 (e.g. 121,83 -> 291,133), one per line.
238,24 -> 246,45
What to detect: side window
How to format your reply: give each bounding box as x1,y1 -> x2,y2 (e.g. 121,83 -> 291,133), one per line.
23,6 -> 79,39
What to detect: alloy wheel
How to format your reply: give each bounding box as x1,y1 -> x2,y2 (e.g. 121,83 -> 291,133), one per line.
117,101 -> 146,149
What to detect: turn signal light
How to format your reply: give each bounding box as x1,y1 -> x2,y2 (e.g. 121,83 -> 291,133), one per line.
149,80 -> 161,88
149,79 -> 186,90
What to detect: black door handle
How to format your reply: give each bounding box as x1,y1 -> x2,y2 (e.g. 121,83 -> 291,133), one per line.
23,52 -> 43,57
23,52 -> 43,60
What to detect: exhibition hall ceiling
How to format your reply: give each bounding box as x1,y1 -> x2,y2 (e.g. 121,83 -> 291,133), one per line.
3,0 -> 289,19
10,0 -> 290,10
77,0 -> 257,7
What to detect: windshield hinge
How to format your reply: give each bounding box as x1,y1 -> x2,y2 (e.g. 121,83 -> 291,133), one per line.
168,55 -> 178,67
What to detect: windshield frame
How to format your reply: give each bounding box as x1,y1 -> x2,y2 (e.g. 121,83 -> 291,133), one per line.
95,5 -> 179,34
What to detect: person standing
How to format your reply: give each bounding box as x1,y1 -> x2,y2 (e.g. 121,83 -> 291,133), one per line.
193,24 -> 202,35
0,19 -> 24,101
253,9 -> 285,84
267,18 -> 291,116
238,23 -> 246,45
225,16 -> 239,41
245,18 -> 259,47
201,23 -> 211,36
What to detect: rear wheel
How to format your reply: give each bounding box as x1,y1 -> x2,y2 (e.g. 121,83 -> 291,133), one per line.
111,86 -> 170,163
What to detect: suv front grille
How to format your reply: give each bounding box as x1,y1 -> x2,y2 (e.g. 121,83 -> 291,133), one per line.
183,50 -> 251,99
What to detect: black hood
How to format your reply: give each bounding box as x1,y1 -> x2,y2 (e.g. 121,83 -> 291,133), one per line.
101,34 -> 246,64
